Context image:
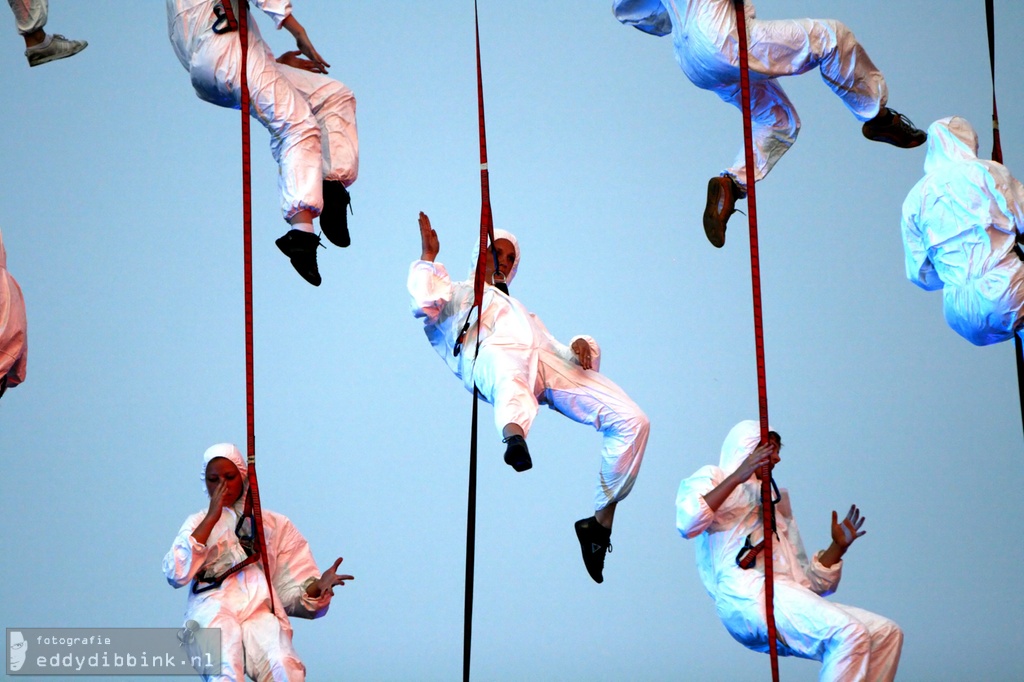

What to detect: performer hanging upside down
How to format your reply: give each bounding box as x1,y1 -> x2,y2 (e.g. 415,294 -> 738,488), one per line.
408,213 -> 650,583
676,421 -> 903,681
902,116 -> 1024,346
164,443 -> 353,681
0,228 -> 27,401
612,0 -> 925,248
166,0 -> 359,286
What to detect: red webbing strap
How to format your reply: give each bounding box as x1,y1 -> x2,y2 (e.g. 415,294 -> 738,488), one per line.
463,3 -> 498,680
733,2 -> 779,679
986,1 -> 1024,436
236,0 -> 276,613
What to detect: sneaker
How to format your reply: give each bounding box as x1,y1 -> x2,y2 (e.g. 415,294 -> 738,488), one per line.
0,374 -> 7,400
275,230 -> 322,286
502,434 -> 532,472
25,34 -> 88,67
702,175 -> 739,248
862,107 -> 926,148
320,181 -> 351,248
574,516 -> 612,584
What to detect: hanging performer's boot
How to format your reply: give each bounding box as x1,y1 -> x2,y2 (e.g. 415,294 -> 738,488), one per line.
320,181 -> 352,248
703,175 -> 740,248
502,434 -> 532,472
275,230 -> 323,286
862,107 -> 926,148
574,516 -> 612,584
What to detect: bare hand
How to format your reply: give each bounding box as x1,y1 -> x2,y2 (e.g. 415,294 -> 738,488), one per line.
571,339 -> 594,370
831,505 -> 866,549
281,16 -> 330,73
419,212 -> 439,261
307,557 -> 354,598
734,440 -> 777,481
207,479 -> 229,516
277,50 -> 327,74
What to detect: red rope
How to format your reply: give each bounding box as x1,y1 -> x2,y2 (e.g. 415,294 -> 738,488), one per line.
233,0 -> 276,612
732,1 -> 779,678
462,3 -> 497,680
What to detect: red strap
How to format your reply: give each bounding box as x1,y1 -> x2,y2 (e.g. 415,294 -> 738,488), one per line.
732,2 -> 779,679
235,0 -> 276,613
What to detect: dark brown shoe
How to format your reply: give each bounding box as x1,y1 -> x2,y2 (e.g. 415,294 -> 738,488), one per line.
703,175 -> 739,248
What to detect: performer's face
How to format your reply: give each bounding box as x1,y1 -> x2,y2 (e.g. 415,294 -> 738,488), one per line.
485,238 -> 516,285
205,458 -> 245,506
753,433 -> 782,481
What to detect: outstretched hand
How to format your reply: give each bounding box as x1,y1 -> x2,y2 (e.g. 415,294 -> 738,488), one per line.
277,50 -> 327,73
831,505 -> 866,549
281,15 -> 330,73
307,557 -> 354,598
419,212 -> 439,261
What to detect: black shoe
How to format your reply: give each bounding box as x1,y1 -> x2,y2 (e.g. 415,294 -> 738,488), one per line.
275,230 -> 322,286
574,516 -> 612,584
502,434 -> 532,472
702,175 -> 739,248
862,107 -> 927,148
0,374 -> 7,400
320,181 -> 351,248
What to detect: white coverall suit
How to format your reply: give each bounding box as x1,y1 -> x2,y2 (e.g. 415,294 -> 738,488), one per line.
901,116 -> 1024,346
407,229 -> 649,511
0,228 -> 27,390
676,421 -> 903,682
164,444 -> 334,682
166,0 -> 358,221
612,0 -> 887,188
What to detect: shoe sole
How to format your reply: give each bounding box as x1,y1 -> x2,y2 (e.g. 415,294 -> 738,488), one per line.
862,125 -> 927,149
702,178 -> 729,248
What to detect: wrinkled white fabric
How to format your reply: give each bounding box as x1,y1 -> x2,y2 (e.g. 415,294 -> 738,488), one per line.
0,229 -> 27,389
613,0 -> 887,188
7,0 -> 46,35
166,0 -> 358,221
164,445 -> 332,682
902,116 -> 1024,346
408,231 -> 649,511
676,421 -> 902,681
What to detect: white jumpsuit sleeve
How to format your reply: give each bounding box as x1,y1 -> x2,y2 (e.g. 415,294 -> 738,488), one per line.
271,516 -> 333,620
163,513 -> 211,588
612,0 -> 672,36
408,260 -> 455,323
251,0 -> 293,29
676,466 -> 726,539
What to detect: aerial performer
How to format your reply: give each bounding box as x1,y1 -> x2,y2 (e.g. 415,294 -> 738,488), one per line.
408,213 -> 650,583
7,0 -> 87,67
676,421 -> 903,681
611,0 -> 926,248
166,0 -> 359,287
902,116 -> 1024,346
164,443 -> 353,680
0,228 -> 27,401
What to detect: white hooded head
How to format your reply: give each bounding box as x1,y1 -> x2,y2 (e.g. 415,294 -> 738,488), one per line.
718,420 -> 770,477
468,228 -> 520,285
923,116 -> 979,174
200,443 -> 248,503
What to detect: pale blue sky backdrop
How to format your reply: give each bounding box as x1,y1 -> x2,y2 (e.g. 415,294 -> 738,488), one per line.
2,1 -> 1022,680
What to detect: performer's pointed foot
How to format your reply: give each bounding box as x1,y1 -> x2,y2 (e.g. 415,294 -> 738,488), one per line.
574,516 -> 612,584
275,230 -> 322,286
320,181 -> 351,248
502,434 -> 532,472
703,175 -> 739,248
862,107 -> 926,148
